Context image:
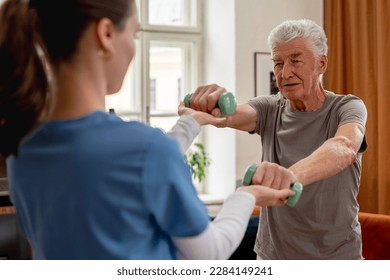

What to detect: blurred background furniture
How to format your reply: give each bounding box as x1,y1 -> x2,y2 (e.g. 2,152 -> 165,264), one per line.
0,156 -> 32,260
359,211 -> 390,260
230,208 -> 390,260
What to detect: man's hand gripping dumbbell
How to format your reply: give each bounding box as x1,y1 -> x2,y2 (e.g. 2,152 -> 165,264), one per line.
243,162 -> 303,207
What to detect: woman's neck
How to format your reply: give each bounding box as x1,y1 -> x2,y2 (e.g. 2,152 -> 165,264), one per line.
48,60 -> 107,120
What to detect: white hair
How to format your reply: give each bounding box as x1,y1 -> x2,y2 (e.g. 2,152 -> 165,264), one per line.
267,19 -> 328,57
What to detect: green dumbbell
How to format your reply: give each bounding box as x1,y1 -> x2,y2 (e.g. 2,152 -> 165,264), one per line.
184,92 -> 237,116
243,163 -> 303,207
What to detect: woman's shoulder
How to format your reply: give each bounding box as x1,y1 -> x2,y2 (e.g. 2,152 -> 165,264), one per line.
108,117 -> 179,154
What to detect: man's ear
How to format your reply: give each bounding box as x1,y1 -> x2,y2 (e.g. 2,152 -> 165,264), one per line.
95,18 -> 116,57
319,54 -> 328,74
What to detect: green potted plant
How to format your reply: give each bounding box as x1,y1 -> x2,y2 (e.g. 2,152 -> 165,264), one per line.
185,143 -> 210,184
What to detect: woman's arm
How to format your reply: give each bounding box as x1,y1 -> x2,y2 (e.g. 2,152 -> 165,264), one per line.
166,115 -> 201,154
173,186 -> 294,259
173,191 -> 255,260
166,102 -> 228,154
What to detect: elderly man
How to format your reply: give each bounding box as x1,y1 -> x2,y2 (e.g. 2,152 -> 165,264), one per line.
186,19 -> 367,259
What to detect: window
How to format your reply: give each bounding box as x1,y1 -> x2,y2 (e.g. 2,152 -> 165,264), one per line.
106,0 -> 202,131
146,34 -> 201,130
146,0 -> 200,30
105,0 -> 204,190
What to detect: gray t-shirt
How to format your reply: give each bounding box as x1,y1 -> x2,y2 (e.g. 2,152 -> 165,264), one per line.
248,91 -> 367,259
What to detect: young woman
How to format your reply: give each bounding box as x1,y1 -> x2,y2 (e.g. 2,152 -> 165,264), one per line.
0,0 -> 293,259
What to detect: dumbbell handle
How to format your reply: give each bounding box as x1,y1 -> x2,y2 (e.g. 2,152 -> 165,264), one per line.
184,92 -> 237,116
243,163 -> 302,207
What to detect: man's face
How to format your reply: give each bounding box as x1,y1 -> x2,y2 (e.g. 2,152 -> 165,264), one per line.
271,38 -> 327,102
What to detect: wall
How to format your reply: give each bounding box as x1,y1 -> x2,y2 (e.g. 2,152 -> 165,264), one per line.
203,0 -> 323,199
203,0 -> 237,198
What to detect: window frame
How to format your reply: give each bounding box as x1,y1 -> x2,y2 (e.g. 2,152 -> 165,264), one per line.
139,31 -> 202,123
139,0 -> 202,34
110,1 -> 203,122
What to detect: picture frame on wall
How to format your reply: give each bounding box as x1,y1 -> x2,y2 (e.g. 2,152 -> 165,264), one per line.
254,52 -> 278,97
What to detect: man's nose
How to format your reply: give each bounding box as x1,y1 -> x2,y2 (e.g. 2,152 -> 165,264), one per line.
281,63 -> 293,79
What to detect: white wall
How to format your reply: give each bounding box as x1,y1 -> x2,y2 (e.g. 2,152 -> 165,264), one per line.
204,0 -> 323,198
203,0 -> 237,198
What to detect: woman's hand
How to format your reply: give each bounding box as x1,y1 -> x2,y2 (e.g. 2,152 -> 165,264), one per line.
177,102 -> 227,127
237,185 -> 295,206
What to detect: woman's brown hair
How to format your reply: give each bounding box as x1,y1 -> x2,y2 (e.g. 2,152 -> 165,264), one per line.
0,0 -> 134,158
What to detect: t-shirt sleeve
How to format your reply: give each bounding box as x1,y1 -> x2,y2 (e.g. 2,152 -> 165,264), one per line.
337,95 -> 368,152
141,129 -> 209,237
247,94 -> 281,136
338,95 -> 367,128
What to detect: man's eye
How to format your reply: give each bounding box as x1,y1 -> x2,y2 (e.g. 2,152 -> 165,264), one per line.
274,63 -> 282,68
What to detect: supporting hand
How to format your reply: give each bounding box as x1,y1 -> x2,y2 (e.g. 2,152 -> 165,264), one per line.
237,185 -> 295,206
177,102 -> 228,127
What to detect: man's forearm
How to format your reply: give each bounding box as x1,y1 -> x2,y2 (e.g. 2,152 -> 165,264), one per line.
225,103 -> 257,132
288,136 -> 358,186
